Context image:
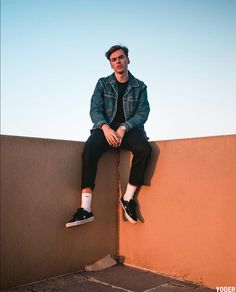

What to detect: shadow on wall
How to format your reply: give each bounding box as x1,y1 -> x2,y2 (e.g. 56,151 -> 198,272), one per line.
119,142 -> 160,223
144,142 -> 160,186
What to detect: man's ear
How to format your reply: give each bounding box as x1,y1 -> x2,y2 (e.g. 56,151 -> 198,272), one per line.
127,57 -> 130,64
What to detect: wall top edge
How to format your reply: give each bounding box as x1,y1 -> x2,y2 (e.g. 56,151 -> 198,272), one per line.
1,133 -> 235,144
149,133 -> 236,143
0,134 -> 84,144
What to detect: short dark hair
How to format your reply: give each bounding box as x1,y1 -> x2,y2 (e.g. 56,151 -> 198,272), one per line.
105,45 -> 129,60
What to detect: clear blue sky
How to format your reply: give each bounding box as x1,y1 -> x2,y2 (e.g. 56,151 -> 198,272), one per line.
1,0 -> 236,141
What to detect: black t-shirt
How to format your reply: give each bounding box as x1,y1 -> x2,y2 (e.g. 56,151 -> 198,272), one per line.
110,79 -> 129,130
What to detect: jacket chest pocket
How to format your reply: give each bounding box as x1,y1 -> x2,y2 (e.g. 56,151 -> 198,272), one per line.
104,93 -> 117,115
104,91 -> 116,98
125,95 -> 139,113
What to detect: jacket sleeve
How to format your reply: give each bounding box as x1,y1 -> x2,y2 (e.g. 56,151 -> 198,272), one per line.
89,79 -> 108,128
123,84 -> 150,131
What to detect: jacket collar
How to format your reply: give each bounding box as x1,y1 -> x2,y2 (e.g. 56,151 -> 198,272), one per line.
106,71 -> 140,87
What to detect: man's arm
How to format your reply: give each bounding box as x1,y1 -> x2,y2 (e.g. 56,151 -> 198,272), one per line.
123,85 -> 150,132
90,79 -> 120,147
90,79 -> 108,128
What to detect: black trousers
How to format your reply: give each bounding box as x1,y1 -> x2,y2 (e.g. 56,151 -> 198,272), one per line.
81,128 -> 152,190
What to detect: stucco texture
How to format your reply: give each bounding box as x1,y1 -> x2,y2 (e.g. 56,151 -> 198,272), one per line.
1,136 -> 118,289
119,135 -> 236,289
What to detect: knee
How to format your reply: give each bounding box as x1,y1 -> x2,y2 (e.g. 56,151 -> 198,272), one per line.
82,138 -> 106,159
82,141 -> 94,158
134,142 -> 152,158
145,143 -> 152,158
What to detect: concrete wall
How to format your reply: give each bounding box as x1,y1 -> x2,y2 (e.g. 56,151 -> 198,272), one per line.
119,135 -> 236,289
1,135 -> 118,289
2,134 -> 236,290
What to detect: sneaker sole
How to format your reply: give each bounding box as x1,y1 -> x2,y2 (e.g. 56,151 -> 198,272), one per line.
65,216 -> 94,228
120,199 -> 137,224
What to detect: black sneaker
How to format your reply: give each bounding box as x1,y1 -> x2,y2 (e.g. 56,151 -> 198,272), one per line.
65,208 -> 94,228
120,197 -> 137,224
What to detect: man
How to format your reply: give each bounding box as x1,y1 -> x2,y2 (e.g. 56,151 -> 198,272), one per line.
66,45 -> 152,228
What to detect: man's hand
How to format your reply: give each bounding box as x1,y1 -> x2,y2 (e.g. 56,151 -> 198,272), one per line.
101,124 -> 120,147
116,126 -> 126,146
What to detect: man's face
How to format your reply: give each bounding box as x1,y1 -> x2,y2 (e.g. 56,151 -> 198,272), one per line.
109,49 -> 130,74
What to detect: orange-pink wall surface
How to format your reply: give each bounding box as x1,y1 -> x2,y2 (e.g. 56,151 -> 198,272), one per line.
119,135 -> 236,289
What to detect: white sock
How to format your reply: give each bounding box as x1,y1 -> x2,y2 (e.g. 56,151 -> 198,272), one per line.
81,192 -> 92,212
123,183 -> 137,201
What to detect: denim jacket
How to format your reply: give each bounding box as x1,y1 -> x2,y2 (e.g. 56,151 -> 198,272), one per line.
90,71 -> 150,134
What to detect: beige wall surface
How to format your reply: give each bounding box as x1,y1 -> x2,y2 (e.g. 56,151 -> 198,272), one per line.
1,135 -> 118,289
119,135 -> 236,289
